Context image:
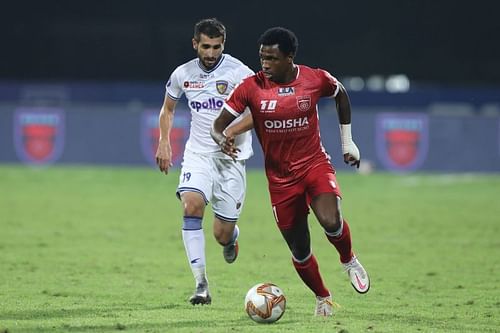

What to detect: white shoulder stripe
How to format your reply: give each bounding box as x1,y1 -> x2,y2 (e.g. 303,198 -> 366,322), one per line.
223,103 -> 241,117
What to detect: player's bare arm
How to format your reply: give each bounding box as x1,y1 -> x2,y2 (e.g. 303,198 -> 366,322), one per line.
225,113 -> 254,137
155,94 -> 177,174
335,82 -> 361,168
211,108 -> 240,160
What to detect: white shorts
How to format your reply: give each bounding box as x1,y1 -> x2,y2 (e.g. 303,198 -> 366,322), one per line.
176,150 -> 246,222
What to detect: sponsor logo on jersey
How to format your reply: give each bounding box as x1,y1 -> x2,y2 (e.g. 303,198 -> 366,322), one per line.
14,107 -> 65,165
264,116 -> 309,131
216,80 -> 229,95
296,96 -> 311,111
141,110 -> 189,167
190,98 -> 224,112
376,113 -> 429,172
199,73 -> 214,79
278,87 -> 295,96
183,81 -> 205,89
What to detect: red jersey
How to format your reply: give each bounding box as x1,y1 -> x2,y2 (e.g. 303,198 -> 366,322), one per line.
224,65 -> 339,184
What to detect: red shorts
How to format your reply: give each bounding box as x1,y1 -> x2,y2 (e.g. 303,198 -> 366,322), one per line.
269,163 -> 342,230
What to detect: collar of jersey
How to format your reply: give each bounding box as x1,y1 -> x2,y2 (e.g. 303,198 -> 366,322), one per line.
197,54 -> 225,73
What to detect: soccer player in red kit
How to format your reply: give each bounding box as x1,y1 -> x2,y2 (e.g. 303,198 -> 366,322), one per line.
211,27 -> 370,316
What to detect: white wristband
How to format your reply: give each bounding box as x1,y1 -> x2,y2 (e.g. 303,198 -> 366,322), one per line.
339,124 -> 353,145
339,123 -> 360,160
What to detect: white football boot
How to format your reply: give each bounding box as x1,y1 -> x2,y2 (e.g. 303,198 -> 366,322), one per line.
342,255 -> 370,294
314,295 -> 334,316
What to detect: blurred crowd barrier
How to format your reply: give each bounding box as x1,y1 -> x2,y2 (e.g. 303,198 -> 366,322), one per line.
0,81 -> 499,172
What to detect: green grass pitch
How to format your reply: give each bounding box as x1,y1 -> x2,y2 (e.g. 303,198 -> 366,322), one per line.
0,165 -> 499,332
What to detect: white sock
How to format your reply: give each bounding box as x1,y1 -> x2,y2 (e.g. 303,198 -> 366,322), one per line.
182,217 -> 207,285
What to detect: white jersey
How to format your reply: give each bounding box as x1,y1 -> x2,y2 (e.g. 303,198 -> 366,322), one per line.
166,54 -> 254,160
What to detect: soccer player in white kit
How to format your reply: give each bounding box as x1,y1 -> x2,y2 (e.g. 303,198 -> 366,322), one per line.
155,18 -> 253,305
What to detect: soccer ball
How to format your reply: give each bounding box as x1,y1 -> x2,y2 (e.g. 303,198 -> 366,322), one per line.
244,283 -> 286,323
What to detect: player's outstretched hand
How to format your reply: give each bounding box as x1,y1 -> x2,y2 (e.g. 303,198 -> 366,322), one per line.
155,141 -> 173,175
219,135 -> 240,162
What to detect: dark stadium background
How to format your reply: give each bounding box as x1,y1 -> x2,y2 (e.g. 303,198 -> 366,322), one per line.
2,0 -> 499,85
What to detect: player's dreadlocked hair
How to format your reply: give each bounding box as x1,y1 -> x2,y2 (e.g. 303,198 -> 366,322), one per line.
258,27 -> 299,57
194,18 -> 226,42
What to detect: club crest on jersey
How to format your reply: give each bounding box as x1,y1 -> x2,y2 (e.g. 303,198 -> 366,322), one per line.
183,81 -> 205,89
296,96 -> 311,111
141,110 -> 189,167
216,80 -> 229,95
278,87 -> 295,96
14,107 -> 65,165
376,113 -> 429,172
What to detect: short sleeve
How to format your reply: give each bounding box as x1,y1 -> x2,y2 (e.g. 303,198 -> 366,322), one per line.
317,69 -> 340,98
235,65 -> 254,83
165,68 -> 184,100
224,80 -> 250,117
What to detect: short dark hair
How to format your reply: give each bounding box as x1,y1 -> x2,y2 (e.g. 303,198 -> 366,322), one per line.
194,18 -> 226,42
258,27 -> 299,57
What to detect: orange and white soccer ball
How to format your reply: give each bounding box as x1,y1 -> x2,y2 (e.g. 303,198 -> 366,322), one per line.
244,283 -> 286,323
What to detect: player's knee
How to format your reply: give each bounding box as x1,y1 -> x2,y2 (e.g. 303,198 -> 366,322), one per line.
318,213 -> 342,234
182,197 -> 205,216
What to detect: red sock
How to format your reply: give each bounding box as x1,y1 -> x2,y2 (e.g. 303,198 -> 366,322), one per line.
292,254 -> 330,297
326,219 -> 354,264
